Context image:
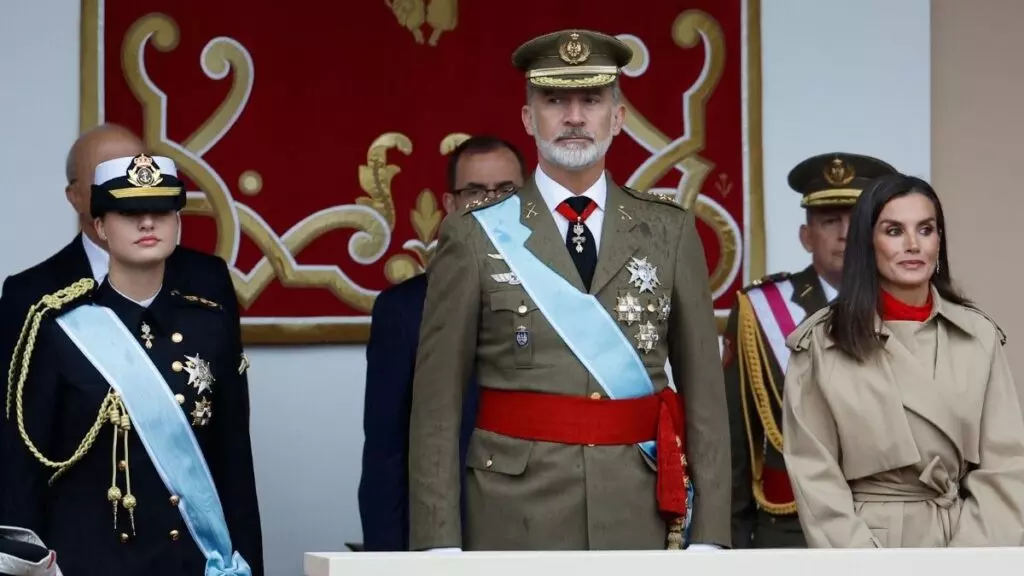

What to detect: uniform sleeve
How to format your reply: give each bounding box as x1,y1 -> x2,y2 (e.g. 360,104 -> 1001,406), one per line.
407,216 -> 479,550
667,211 -> 731,548
209,313 -> 264,576
358,287 -> 414,551
1,320 -> 59,531
781,344 -> 876,548
950,333 -> 1024,547
722,301 -> 755,548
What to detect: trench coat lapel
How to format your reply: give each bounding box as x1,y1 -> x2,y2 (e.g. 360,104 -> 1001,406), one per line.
881,315 -> 966,464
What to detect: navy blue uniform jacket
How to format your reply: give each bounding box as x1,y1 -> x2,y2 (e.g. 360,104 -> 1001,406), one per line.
358,273 -> 478,551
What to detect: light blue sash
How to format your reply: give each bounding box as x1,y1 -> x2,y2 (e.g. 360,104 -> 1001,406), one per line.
472,194 -> 693,536
56,304 -> 250,576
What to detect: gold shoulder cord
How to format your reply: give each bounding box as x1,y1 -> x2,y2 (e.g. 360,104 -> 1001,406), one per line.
736,293 -> 797,515
5,278 -> 139,537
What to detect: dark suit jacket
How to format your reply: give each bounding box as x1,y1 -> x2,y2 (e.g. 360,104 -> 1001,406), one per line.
357,273 -> 479,551
0,234 -> 243,523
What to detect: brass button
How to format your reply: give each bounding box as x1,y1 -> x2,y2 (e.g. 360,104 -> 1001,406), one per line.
118,460 -> 127,471
517,304 -> 528,314
169,530 -> 180,541
589,392 -> 601,400
120,533 -> 129,543
485,458 -> 493,468
174,394 -> 185,405
647,303 -> 656,312
171,333 -> 183,343
172,360 -> 183,372
169,495 -> 180,506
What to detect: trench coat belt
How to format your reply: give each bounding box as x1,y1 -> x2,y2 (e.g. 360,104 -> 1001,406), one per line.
474,387 -> 688,517
849,479 -> 960,509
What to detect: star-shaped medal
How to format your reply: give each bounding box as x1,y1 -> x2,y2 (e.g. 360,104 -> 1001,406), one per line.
626,257 -> 661,294
191,398 -> 213,427
634,321 -> 659,354
615,293 -> 644,326
183,353 -> 215,394
657,294 -> 671,322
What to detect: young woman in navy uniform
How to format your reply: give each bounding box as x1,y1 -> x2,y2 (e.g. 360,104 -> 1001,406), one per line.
2,154 -> 263,575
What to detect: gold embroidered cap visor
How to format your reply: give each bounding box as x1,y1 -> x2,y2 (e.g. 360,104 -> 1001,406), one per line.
512,29 -> 633,90
787,152 -> 899,209
90,154 -> 186,218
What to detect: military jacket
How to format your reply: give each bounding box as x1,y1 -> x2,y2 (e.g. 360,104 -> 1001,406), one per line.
406,174 -> 730,551
723,264 -> 828,548
1,278 -> 263,576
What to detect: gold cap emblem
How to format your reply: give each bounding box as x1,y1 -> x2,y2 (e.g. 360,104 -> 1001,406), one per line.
126,154 -> 163,188
822,157 -> 855,186
558,31 -> 591,65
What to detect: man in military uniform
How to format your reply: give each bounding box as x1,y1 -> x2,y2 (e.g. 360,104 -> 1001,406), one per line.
1,155 -> 262,575
408,29 -> 730,551
724,152 -> 898,548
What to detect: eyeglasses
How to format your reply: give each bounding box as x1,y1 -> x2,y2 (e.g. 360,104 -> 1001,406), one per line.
452,183 -> 518,199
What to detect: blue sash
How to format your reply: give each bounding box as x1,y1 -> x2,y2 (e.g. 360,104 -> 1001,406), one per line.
56,304 -> 251,576
472,194 -> 694,535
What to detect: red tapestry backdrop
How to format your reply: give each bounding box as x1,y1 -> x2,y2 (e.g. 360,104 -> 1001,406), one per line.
79,1 -> 764,344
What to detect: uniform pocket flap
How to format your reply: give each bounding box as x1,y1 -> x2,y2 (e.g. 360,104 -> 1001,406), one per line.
488,290 -> 538,313
465,429 -> 533,476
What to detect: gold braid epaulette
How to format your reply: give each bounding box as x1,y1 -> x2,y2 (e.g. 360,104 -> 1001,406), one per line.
736,292 -> 797,515
5,278 -> 112,485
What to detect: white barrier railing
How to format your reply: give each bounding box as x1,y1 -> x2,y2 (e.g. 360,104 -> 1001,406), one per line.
304,548 -> 1024,576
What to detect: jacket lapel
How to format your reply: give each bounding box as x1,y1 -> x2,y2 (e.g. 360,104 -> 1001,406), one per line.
789,265 -> 829,318
58,234 -> 96,284
589,182 -> 642,296
517,179 -> 587,293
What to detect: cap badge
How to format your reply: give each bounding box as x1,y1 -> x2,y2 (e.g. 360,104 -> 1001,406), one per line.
558,31 -> 590,65
823,157 -> 855,186
126,154 -> 163,188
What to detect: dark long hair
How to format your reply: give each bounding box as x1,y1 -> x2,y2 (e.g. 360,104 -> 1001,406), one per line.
827,173 -> 969,361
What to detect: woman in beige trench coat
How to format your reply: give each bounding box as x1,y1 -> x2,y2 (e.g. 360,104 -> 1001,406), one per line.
782,173 -> 1024,548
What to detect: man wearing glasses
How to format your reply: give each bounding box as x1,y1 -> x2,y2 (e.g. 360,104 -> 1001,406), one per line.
357,135 -> 526,551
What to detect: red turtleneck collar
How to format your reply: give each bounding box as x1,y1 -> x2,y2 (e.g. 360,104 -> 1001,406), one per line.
881,289 -> 933,322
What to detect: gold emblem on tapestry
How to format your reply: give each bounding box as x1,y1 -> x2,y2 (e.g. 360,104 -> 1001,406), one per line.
559,31 -> 591,65
385,0 -> 459,46
823,157 -> 855,187
102,7 -> 753,340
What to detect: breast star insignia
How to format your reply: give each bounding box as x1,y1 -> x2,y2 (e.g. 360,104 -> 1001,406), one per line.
634,321 -> 659,354
656,294 -> 671,322
191,398 -> 213,427
183,354 -> 215,394
626,257 -> 661,294
615,292 -> 643,326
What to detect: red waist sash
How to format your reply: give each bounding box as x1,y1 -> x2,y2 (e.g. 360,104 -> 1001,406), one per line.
762,465 -> 796,506
474,387 -> 689,518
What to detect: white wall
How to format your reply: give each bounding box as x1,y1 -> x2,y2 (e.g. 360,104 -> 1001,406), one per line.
0,1 -> 930,574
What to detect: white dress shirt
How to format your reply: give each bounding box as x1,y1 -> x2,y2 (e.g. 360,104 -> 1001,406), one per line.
534,165 -> 607,251
819,275 -> 838,302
